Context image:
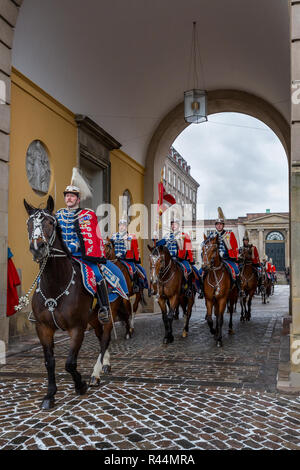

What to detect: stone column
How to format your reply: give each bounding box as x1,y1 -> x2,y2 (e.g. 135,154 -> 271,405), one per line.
0,0 -> 22,348
290,0 -> 300,384
258,228 -> 264,259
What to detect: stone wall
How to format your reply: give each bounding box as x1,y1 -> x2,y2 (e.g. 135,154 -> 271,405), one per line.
0,0 -> 22,346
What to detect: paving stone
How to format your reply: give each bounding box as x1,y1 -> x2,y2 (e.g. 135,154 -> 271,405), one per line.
0,287 -> 299,450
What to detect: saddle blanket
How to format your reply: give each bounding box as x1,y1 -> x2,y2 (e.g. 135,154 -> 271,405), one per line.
72,258 -> 129,302
119,260 -> 135,279
175,259 -> 192,279
222,260 -> 239,281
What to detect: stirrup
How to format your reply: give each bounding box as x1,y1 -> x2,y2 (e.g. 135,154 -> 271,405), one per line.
98,307 -> 110,324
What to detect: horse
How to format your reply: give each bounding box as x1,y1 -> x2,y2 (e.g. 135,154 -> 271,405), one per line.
202,234 -> 237,347
261,267 -> 272,304
148,244 -> 195,343
238,246 -> 258,322
104,237 -> 147,332
23,196 -> 132,407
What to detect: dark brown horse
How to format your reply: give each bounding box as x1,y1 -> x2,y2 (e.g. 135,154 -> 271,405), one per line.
24,196 -> 132,407
148,245 -> 195,343
202,234 -> 237,347
238,246 -> 258,322
104,237 -> 147,332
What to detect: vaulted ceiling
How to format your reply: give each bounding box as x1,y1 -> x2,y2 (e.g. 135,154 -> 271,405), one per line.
13,0 -> 290,165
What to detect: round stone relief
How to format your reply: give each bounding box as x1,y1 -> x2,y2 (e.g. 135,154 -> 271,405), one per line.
26,140 -> 51,194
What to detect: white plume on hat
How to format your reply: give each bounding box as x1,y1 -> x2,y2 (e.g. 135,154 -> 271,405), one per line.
70,167 -> 92,201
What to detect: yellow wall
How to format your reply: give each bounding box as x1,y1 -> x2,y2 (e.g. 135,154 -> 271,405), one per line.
110,149 -> 145,260
9,68 -> 77,291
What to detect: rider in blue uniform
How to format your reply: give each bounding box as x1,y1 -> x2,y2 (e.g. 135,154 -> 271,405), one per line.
56,183 -> 128,323
111,216 -> 148,293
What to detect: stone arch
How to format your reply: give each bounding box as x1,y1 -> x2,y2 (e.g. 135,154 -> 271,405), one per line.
144,89 -> 290,220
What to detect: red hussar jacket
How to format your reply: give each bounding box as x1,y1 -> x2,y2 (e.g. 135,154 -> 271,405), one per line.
125,235 -> 140,262
76,209 -> 106,262
177,232 -> 194,263
251,245 -> 260,265
266,262 -> 272,273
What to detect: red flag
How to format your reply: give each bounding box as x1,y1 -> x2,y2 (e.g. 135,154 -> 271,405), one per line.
157,182 -> 176,215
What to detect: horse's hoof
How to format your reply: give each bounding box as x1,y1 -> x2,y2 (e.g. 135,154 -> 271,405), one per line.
89,376 -> 100,387
228,329 -> 235,335
182,330 -> 187,338
217,341 -> 223,348
163,336 -> 174,344
102,365 -> 111,374
41,398 -> 55,410
76,381 -> 88,395
125,333 -> 131,340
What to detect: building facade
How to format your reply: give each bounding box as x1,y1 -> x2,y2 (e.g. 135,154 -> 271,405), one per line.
162,147 -> 199,222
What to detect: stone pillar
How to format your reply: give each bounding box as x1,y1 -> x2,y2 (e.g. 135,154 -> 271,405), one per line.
290,0 -> 300,384
0,0 -> 22,347
258,228 -> 264,258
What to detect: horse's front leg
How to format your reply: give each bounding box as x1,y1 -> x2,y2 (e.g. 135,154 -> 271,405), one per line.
205,299 -> 215,335
246,295 -> 252,321
159,296 -> 174,344
182,296 -> 193,338
36,323 -> 57,410
215,298 -> 226,347
65,327 -> 88,395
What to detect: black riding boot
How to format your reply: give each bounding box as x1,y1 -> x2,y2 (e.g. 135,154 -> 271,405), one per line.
198,275 -> 204,299
96,280 -> 110,324
133,271 -> 140,293
186,274 -> 194,298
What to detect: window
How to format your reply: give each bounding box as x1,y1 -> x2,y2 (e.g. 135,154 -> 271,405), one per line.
182,181 -> 185,194
266,231 -> 285,241
168,169 -> 171,184
163,165 -> 166,180
173,173 -> 176,187
178,177 -> 181,191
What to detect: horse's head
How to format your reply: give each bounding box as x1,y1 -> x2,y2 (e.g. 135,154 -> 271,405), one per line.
201,234 -> 219,270
239,245 -> 252,264
24,196 -> 57,263
148,244 -> 169,285
104,237 -> 115,260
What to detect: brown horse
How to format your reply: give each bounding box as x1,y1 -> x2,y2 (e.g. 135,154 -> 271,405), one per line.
104,237 -> 147,332
148,244 -> 195,343
24,196 -> 132,407
261,267 -> 272,304
202,234 -> 237,347
238,246 -> 258,322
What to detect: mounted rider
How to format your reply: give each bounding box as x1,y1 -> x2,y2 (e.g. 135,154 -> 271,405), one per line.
111,215 -> 148,293
56,169 -> 128,324
207,207 -> 243,296
238,231 -> 262,288
155,216 -> 203,298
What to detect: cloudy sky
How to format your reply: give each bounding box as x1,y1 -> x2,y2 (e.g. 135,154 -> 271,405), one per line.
172,112 -> 289,220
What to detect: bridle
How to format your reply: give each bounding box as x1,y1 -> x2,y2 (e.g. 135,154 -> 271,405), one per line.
150,247 -> 175,285
27,210 -> 67,259
202,240 -> 224,295
202,241 -> 220,271
16,210 -> 75,329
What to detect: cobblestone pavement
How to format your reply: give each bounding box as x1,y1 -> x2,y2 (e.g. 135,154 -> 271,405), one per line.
0,285 -> 299,451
